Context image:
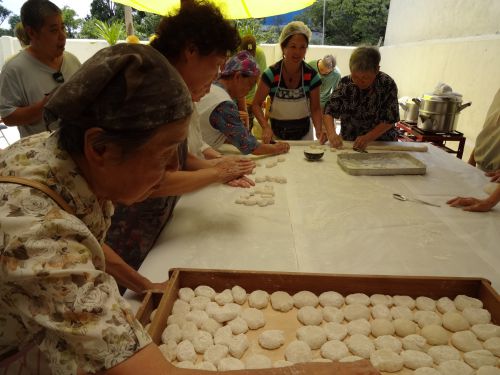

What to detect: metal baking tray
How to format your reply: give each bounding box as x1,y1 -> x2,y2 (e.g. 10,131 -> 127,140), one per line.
337,152 -> 427,175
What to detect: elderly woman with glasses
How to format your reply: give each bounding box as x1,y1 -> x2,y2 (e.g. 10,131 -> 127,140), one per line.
0,0 -> 81,138
323,46 -> 400,151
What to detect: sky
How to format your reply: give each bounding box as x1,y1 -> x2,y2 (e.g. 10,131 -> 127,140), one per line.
2,0 -> 91,19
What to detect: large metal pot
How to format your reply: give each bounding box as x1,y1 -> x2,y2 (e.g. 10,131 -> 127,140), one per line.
398,98 -> 420,123
414,94 -> 471,132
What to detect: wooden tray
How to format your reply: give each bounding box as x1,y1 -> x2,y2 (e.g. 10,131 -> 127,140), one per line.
337,152 -> 427,175
138,268 -> 499,346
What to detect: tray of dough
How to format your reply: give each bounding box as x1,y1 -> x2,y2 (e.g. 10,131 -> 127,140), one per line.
337,152 -> 427,176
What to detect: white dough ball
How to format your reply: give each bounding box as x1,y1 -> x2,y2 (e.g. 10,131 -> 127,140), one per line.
454,295 -> 483,311
203,344 -> 229,365
158,340 -> 177,362
293,291 -> 319,308
484,336 -> 500,356
370,294 -> 393,307
323,306 -> 344,323
178,287 -> 195,302
181,321 -> 198,341
214,289 -> 233,305
218,357 -> 245,371
324,322 -> 348,341
391,306 -> 414,321
195,361 -> 217,371
471,323 -> 500,341
241,307 -> 266,329
414,367 -> 440,375
371,304 -> 391,320
345,334 -> 375,359
248,290 -> 269,309
176,340 -> 197,362
199,317 -> 222,336
162,323 -> 182,344
345,293 -> 370,306
194,285 -> 216,300
463,349 -> 497,369
393,319 -> 417,337
371,319 -> 395,337
402,334 -> 427,352
374,335 -> 402,353
462,307 -> 491,325
213,325 -> 232,346
442,311 -> 470,332
415,310 -> 442,328
319,291 -> 345,308
259,330 -> 286,350
185,310 -> 209,328
477,366 -> 500,375
245,354 -> 272,369
347,318 -> 371,336
297,306 -> 323,326
393,295 -> 416,309
415,296 -> 436,311
190,295 -> 211,310
420,324 -> 450,345
227,316 -> 248,335
437,359 -> 474,375
296,325 -> 327,349
172,299 -> 191,315
167,313 -> 186,327
176,361 -> 195,369
285,340 -> 313,363
228,333 -> 249,359
231,285 -> 247,305
270,291 -> 294,312
344,303 -> 371,321
451,330 -> 483,352
370,349 -> 404,372
401,349 -> 433,369
320,340 -> 349,361
427,345 -> 461,364
273,360 -> 293,368
437,297 -> 457,314
192,330 -> 213,354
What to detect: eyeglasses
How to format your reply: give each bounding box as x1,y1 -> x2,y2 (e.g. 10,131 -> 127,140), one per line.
52,72 -> 64,83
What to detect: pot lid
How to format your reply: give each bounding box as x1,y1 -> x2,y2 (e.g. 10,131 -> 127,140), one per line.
423,93 -> 462,102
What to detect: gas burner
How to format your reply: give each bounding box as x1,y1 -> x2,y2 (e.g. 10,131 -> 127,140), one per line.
400,122 -> 463,137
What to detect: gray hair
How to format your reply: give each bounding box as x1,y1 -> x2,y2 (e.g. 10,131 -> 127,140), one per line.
349,46 -> 381,72
322,55 -> 336,70
21,0 -> 61,31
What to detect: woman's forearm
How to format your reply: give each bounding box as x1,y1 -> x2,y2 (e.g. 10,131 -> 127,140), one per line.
365,122 -> 394,141
150,169 -> 219,197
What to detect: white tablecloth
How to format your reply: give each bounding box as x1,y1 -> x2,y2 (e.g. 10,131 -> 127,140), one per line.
124,143 -> 499,312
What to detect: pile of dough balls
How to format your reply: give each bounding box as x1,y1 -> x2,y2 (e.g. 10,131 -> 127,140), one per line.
157,286 -> 500,373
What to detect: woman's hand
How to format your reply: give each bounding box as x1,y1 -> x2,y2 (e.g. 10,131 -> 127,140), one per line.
226,176 -> 255,188
486,170 -> 500,182
262,126 -> 274,144
214,158 -> 255,183
446,196 -> 496,212
329,133 -> 343,148
353,134 -> 371,151
273,141 -> 290,154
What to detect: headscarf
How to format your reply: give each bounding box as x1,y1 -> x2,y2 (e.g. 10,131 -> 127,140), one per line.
279,21 -> 312,45
220,51 -> 260,78
44,43 -> 193,131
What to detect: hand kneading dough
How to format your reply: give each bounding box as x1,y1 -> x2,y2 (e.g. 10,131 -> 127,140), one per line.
270,291 -> 294,312
347,318 -> 371,336
370,349 -> 404,372
420,324 -> 450,345
345,293 -> 370,306
215,289 -> 233,305
415,310 -> 442,328
437,359 -> 474,375
344,303 -> 371,321
319,291 -> 345,307
477,366 -> 500,375
245,354 -> 272,369
393,319 -> 418,337
371,318 -> 395,337
414,368 -> 440,375
296,325 -> 327,349
463,349 -> 497,369
323,306 -> 344,323
324,322 -> 348,341
401,349 -> 433,369
462,307 -> 491,325
415,296 -> 436,311
284,340 -> 313,363
218,357 -> 245,371
393,295 -> 416,309
402,334 -> 427,351
471,323 -> 500,341
297,306 -> 323,325
451,331 -> 483,352
248,290 -> 269,309
203,344 -> 229,365
437,297 -> 457,314
293,291 -> 319,307
241,307 -> 266,329
176,340 -> 197,362
454,295 -> 483,311
484,336 -> 500,355
372,304 -> 391,320
345,334 -> 375,358
320,340 -> 349,360
231,285 -> 247,304
442,311 -> 470,331
258,330 -> 286,350
370,294 -> 393,306
374,335 -> 403,353
427,345 -> 461,364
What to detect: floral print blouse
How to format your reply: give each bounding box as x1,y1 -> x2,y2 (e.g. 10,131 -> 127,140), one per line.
0,132 -> 151,374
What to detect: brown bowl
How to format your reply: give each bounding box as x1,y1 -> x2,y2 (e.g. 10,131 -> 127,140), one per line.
304,150 -> 324,161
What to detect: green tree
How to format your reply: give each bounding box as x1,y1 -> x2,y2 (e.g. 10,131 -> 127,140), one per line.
235,19 -> 280,44
0,0 -> 11,26
8,14 -> 20,32
133,12 -> 161,40
296,0 -> 390,46
62,6 -> 83,38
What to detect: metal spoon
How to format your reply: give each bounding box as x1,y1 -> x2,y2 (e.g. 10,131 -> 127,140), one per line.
393,193 -> 441,207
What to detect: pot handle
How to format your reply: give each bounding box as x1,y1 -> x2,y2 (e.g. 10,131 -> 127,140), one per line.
399,102 -> 408,111
412,97 -> 421,106
457,101 -> 472,112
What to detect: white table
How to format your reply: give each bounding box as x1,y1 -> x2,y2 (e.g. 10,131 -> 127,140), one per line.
125,143 -> 499,312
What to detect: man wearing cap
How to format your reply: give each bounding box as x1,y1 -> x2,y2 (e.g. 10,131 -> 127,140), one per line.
197,51 -> 290,156
308,55 -> 342,111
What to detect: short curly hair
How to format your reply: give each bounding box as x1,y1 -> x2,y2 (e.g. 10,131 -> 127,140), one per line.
151,0 -> 240,60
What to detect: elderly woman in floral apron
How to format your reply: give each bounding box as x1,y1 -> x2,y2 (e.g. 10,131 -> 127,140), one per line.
252,21 -> 337,144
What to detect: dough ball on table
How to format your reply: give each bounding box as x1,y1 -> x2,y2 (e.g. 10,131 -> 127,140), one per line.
374,335 -> 402,353
190,295 -> 211,311
402,334 -> 428,352
193,361 -> 215,370
319,291 -> 345,308
347,318 -> 371,336
258,330 -> 286,350
344,303 -> 371,321
400,349 -> 433,370
248,290 -> 269,309
415,310 -> 442,328
296,325 -> 327,349
203,344 -> 229,365
414,368 -> 440,375
176,361 -> 195,369
194,285 -> 216,300
192,330 -> 213,354
451,330 -> 483,352
227,316 -> 248,335
420,324 -> 450,345
370,349 -> 404,373
214,325 -> 233,346
393,295 -> 416,309
462,307 -> 491,325
167,313 -> 186,327
320,340 -> 349,361
209,304 -> 239,324
176,340 -> 197,362
231,285 -> 247,305
454,294 -> 483,311
463,349 -> 498,369
273,360 -> 293,368
205,301 -> 219,316
245,354 -> 272,369
159,340 -> 177,362
186,310 -> 209,328
370,294 -> 393,307
324,322 -> 348,341
182,321 -> 198,341
270,291 -> 294,312
172,299 -> 191,315
162,323 -> 183,344
178,287 -> 195,302
443,311 -> 470,332
415,296 -> 436,311
284,340 -> 313,363
297,306 -> 323,326
484,336 -> 500,356
427,345 -> 461,364
199,317 -> 221,336
241,307 -> 266,329
391,306 -> 414,321
477,366 -> 500,375
228,333 -> 250,359
323,306 -> 344,323
371,304 -> 391,320
345,334 -> 375,359
437,297 -> 457,314
472,323 -> 500,341
293,291 -> 319,308
339,355 -> 364,362
437,359 -> 475,375
214,289 -> 233,305
345,293 -> 370,306
218,357 -> 245,371
371,319 -> 395,337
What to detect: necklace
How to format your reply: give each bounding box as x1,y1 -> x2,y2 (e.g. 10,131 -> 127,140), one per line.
283,63 -> 300,84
